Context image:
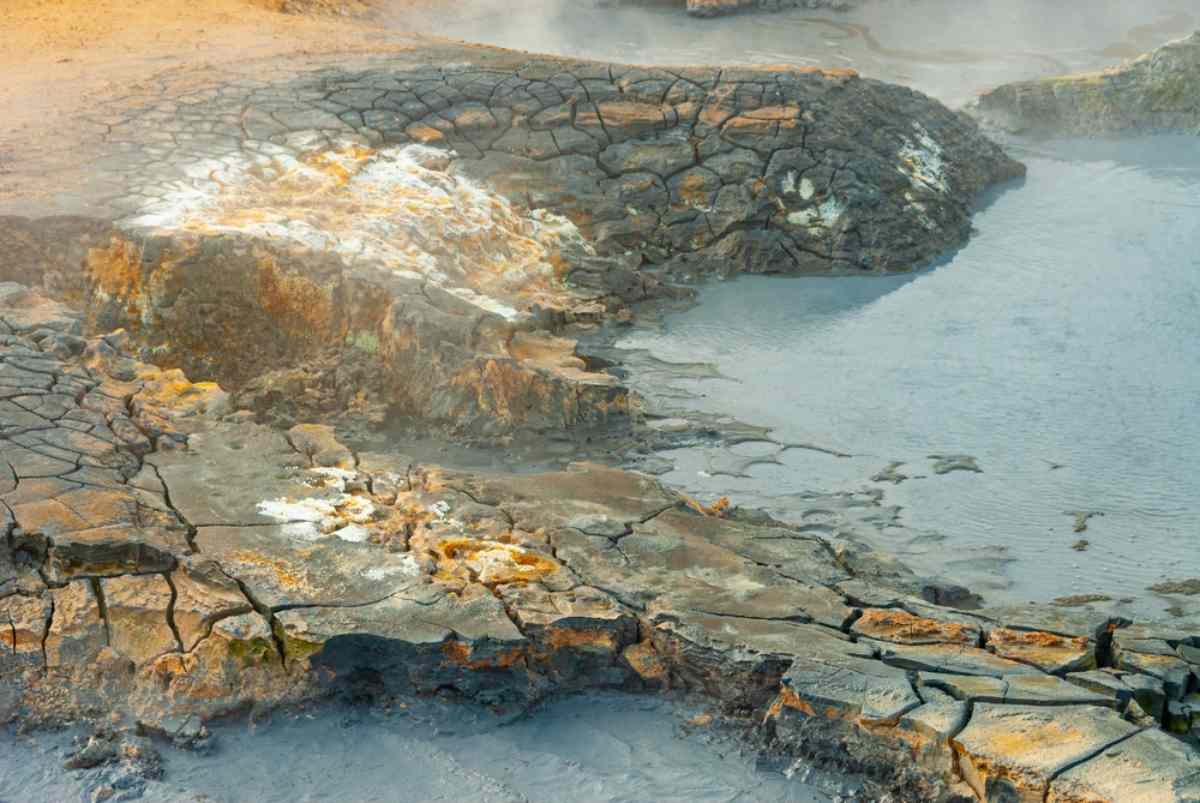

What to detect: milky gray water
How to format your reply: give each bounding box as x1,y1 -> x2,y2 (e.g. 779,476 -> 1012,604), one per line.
0,694 -> 844,803
618,136 -> 1200,617
385,0 -> 1196,106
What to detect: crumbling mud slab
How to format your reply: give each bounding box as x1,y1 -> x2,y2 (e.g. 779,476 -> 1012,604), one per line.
85,210 -> 628,438
2,288 -> 1199,801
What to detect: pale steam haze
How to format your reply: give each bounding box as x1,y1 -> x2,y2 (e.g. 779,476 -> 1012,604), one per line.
380,0 -> 1196,104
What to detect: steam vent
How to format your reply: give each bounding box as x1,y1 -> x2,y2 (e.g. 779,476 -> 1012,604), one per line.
1,1 -> 1199,801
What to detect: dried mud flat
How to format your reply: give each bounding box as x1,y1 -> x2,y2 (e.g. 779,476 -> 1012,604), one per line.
0,3 -> 1199,802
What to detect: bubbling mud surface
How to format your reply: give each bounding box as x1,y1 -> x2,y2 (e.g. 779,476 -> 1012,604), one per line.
0,693 -> 846,803
618,135 -> 1200,619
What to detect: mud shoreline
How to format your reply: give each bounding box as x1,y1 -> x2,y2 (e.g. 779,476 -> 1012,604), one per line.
1,5 -> 1199,802
7,283 -> 1199,802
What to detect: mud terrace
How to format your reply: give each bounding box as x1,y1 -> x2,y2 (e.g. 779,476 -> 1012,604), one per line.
0,36 -> 1197,803
970,30 -> 1200,136
1,46 -> 1020,438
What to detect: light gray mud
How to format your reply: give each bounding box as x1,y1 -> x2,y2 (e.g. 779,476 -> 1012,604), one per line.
0,693 -> 847,803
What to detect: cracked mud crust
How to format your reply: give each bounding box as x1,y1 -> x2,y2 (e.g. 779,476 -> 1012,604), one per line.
1,41 -> 1020,439
3,43 -> 1022,262
2,290 -> 1199,802
0,16 -> 1193,801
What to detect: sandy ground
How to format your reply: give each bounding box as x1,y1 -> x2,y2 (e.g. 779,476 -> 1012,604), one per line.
0,0 -> 402,67
0,0 -> 433,204
0,0 -> 399,90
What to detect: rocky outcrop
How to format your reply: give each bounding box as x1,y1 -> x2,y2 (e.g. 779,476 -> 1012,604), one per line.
970,31 -> 1200,136
3,288 -> 1199,801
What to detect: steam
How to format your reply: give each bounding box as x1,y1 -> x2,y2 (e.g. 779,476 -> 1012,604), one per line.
372,0 -> 1195,105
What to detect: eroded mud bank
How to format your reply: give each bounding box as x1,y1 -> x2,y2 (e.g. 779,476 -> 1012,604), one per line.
971,31 -> 1200,136
2,285 -> 1199,802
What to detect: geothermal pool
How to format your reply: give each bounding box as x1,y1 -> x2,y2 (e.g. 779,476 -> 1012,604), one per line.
0,694 -> 846,802
5,2 -> 1200,800
618,135 -> 1200,618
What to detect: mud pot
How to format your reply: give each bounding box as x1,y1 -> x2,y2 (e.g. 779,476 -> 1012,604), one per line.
1,1 -> 1200,801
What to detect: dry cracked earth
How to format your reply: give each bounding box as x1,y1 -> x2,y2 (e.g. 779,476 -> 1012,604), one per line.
0,16 -> 1199,803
